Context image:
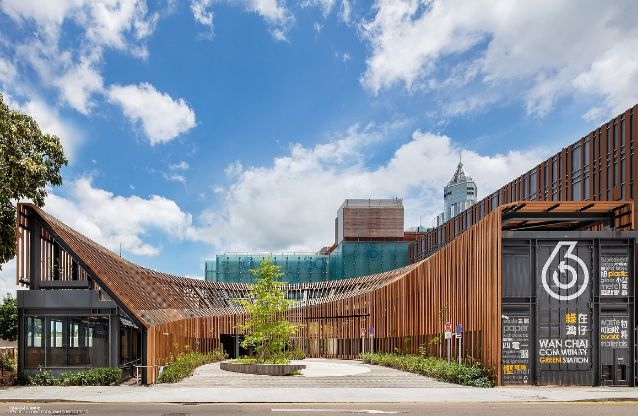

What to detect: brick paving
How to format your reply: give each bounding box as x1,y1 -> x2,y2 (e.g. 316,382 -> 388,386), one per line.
177,358 -> 461,388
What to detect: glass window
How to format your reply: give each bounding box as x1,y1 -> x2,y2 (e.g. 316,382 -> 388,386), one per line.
614,122 -> 618,151
572,145 -> 581,171
25,315 -> 109,369
621,118 -> 625,144
583,139 -> 590,167
572,180 -> 581,201
544,164 -> 548,188
584,176 -> 590,200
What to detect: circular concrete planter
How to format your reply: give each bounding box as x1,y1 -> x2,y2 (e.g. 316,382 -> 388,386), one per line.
220,361 -> 306,376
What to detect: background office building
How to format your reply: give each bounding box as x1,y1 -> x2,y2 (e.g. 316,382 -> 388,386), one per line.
435,161 -> 478,227
205,199 -> 422,283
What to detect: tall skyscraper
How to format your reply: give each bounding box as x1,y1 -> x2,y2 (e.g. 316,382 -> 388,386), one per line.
435,160 -> 477,227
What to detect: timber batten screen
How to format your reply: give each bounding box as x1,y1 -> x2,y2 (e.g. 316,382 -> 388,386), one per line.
15,202 -> 634,385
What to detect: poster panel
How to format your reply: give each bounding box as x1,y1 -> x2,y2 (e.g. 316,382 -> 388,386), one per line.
599,255 -> 629,297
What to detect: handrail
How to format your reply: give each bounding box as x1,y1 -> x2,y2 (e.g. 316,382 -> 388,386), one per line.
134,365 -> 160,385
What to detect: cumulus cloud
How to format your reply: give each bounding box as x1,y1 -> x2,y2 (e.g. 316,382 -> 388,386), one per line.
203,125 -> 550,252
107,82 -> 197,145
45,177 -> 206,256
359,0 -> 638,119
53,54 -> 105,114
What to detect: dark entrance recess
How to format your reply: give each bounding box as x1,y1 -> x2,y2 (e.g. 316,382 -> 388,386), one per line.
220,334 -> 248,359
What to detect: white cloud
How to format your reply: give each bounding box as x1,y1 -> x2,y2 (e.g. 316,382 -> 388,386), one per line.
359,0 -> 638,119
191,0 -> 214,38
0,56 -> 17,82
7,96 -> 84,162
163,172 -> 186,184
169,161 -> 190,170
335,51 -> 351,62
232,0 -> 294,41
0,259 -> 17,298
107,82 -> 197,145
203,124 -> 550,252
302,0 -> 336,17
339,0 -> 351,24
224,161 -> 243,177
45,177 -> 204,256
0,0 -> 85,40
313,22 -> 322,33
53,53 -> 104,114
2,0 -> 158,113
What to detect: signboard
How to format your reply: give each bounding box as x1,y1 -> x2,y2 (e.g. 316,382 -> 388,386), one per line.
444,331 -> 451,339
456,324 -> 462,335
600,316 -> 629,349
369,327 -> 374,336
361,328 -> 366,336
536,241 -> 593,385
502,316 -> 531,385
445,322 -> 451,332
599,255 -> 629,296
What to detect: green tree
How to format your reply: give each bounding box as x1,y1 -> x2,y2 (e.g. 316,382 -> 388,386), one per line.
0,292 -> 17,341
0,94 -> 68,269
236,258 -> 304,363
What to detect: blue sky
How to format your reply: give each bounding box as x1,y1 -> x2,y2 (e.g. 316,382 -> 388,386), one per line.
2,0 -> 638,294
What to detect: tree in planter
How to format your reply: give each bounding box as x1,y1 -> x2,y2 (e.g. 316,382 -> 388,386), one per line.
236,258 -> 303,363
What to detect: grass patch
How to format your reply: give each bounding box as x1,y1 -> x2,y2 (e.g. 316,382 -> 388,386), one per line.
156,350 -> 226,384
360,352 -> 493,388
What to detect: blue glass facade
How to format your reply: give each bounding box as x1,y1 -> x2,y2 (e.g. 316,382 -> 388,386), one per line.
205,241 -> 411,283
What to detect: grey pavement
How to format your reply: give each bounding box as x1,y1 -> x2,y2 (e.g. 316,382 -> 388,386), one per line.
1,359 -> 638,403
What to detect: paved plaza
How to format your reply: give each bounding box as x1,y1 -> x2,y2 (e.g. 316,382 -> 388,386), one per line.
177,359 -> 458,388
1,359 -> 638,403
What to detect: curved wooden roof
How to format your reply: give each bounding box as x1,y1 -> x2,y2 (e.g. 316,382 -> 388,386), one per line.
17,204 -> 419,328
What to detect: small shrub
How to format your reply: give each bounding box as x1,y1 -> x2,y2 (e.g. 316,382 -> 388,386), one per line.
12,367 -> 122,386
283,349 -> 305,360
156,350 -> 226,384
11,370 -> 31,386
0,355 -> 16,372
360,352 -> 493,388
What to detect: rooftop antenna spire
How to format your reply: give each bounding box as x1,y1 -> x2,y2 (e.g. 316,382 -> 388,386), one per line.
459,149 -> 462,164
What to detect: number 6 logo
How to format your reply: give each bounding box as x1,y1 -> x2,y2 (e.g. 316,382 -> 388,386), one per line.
541,241 -> 589,301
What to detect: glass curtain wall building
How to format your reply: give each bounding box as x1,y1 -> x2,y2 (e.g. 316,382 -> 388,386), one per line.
205,241 -> 411,283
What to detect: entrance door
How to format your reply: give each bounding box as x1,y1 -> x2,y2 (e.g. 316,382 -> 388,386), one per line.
599,315 -> 631,386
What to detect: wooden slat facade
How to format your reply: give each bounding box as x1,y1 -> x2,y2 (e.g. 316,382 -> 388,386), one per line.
15,201 -> 632,384
410,103 -> 638,262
